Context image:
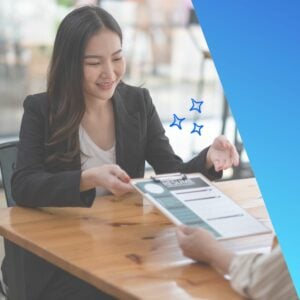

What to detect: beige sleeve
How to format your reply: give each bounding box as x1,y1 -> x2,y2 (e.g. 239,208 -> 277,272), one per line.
229,245 -> 298,300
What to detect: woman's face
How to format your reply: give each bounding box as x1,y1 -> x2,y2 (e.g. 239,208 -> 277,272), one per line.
83,29 -> 125,103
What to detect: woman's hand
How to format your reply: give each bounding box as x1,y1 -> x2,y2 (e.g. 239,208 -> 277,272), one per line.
206,135 -> 239,172
176,226 -> 234,274
80,164 -> 133,196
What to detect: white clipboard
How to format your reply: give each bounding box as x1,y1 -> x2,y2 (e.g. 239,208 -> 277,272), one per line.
131,173 -> 271,240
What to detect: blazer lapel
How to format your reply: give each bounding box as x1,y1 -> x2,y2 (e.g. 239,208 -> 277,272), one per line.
112,89 -> 141,177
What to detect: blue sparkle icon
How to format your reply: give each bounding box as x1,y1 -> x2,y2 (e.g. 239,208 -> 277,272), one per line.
169,114 -> 186,130
189,98 -> 204,113
191,123 -> 204,136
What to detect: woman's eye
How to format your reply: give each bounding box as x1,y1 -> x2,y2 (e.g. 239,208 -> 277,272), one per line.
113,57 -> 122,62
86,61 -> 101,66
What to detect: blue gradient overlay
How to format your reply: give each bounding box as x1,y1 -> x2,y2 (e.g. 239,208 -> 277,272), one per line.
192,0 -> 300,295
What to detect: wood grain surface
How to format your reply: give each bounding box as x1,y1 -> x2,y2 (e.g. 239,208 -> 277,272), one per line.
0,178 -> 274,299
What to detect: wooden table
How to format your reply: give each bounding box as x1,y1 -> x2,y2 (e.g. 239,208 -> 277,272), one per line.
0,178 -> 273,300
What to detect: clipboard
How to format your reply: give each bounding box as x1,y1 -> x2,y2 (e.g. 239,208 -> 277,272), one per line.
131,173 -> 271,240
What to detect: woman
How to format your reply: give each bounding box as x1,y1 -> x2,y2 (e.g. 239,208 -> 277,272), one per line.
177,226 -> 298,300
9,6 -> 238,299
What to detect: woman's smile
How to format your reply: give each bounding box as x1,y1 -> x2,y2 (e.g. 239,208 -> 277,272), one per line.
96,81 -> 115,91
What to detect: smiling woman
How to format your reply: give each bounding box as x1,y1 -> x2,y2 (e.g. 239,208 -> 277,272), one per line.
6,5 -> 239,300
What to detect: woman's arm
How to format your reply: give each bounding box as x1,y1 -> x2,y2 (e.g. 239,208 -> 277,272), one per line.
12,95 -> 94,207
12,95 -> 131,207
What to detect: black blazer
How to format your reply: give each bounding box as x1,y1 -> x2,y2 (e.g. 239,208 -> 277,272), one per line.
12,82 -> 220,208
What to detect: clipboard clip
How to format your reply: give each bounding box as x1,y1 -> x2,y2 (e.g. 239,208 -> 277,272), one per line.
150,173 -> 187,183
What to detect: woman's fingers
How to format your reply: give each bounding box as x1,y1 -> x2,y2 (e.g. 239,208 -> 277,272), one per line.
109,165 -> 131,183
223,157 -> 234,170
214,158 -> 227,171
110,178 -> 133,196
101,164 -> 133,196
213,159 -> 222,171
215,135 -> 229,149
118,170 -> 131,183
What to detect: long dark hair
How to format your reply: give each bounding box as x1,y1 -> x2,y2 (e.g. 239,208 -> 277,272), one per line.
47,6 -> 122,164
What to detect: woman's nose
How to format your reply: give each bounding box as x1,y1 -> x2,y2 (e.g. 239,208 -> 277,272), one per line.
101,62 -> 114,79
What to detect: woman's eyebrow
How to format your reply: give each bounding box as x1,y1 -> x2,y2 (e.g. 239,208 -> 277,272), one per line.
84,49 -> 122,59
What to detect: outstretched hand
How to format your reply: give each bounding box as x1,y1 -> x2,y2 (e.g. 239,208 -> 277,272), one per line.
176,226 -> 219,263
206,135 -> 239,172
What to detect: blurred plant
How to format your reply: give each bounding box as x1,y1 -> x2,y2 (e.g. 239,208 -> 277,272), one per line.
56,0 -> 74,7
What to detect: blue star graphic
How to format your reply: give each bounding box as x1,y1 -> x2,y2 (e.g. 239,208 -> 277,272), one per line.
190,123 -> 204,136
189,98 -> 204,113
169,114 -> 186,130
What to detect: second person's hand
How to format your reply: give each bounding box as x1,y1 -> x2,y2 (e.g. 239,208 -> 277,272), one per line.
176,225 -> 234,274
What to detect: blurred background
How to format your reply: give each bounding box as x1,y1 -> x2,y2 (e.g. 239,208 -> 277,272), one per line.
0,0 -> 254,185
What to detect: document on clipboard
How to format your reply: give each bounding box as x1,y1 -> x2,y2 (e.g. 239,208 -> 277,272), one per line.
131,173 -> 271,240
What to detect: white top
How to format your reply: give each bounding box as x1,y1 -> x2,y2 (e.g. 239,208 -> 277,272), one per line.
79,125 -> 116,196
